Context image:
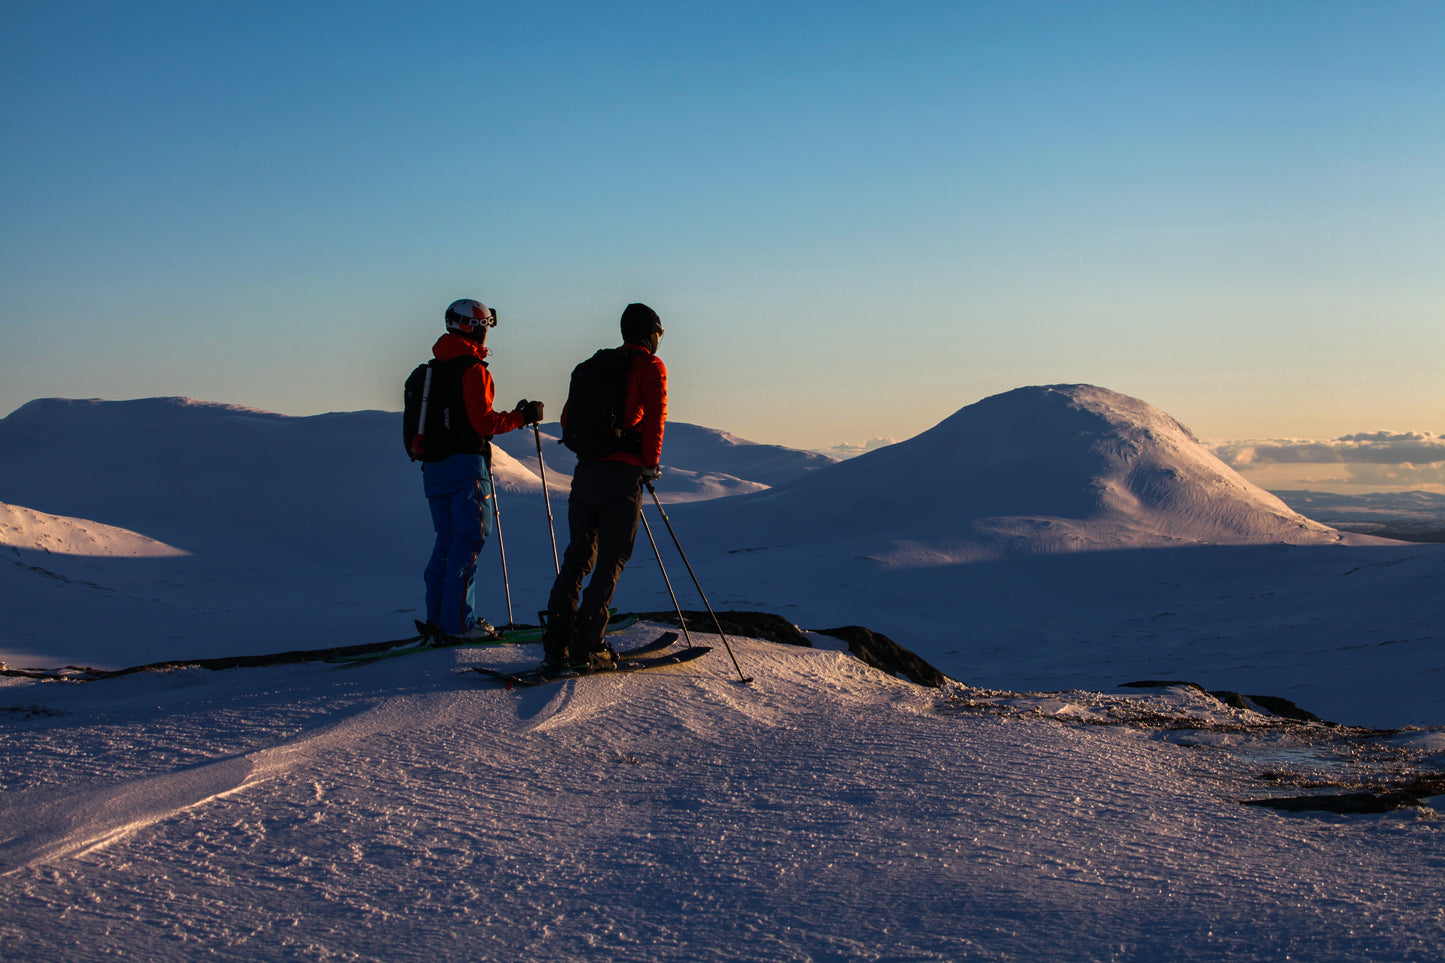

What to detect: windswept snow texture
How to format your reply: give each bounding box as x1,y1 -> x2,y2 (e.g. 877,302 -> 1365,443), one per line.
3,634 -> 1444,962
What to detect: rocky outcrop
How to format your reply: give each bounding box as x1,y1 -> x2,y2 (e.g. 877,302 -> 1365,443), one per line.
816,625 -> 949,688
634,610 -> 949,688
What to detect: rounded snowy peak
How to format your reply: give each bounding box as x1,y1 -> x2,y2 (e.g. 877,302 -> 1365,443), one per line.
744,384 -> 1343,554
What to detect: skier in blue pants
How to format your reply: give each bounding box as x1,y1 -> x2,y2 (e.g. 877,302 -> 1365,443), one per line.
414,299 -> 542,639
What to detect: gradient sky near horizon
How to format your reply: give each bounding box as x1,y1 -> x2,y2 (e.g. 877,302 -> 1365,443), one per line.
3,1 -> 1442,492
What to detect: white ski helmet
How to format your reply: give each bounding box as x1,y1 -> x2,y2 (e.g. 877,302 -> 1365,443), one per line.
444,298 -> 496,334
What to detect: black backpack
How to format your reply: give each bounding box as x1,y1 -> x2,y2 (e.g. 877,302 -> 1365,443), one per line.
402,356 -> 492,462
561,348 -> 643,460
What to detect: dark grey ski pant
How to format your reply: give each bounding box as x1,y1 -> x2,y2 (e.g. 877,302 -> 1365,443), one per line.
544,461 -> 644,657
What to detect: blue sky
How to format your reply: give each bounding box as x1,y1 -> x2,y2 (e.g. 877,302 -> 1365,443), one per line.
2,1 -> 1442,489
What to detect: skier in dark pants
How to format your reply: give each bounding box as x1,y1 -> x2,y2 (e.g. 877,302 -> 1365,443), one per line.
542,303 -> 667,671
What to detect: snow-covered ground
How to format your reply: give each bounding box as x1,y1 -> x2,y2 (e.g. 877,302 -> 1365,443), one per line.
3,386 -> 1444,961
5,632 -> 1445,962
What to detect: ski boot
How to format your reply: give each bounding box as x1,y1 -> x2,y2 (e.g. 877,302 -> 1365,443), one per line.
583,644 -> 619,672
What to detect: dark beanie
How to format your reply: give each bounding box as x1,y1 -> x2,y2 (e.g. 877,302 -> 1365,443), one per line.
620,302 -> 662,342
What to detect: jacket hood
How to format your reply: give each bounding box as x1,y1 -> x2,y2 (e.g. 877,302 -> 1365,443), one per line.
432,333 -> 489,363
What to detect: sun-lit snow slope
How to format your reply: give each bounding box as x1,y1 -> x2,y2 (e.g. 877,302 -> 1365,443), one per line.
0,501 -> 188,558
529,420 -> 836,488
494,423 -> 776,503
714,384 -> 1347,559
2,633 -> 1442,962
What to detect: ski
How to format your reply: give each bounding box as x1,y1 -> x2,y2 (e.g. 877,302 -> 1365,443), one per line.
491,614 -> 639,645
325,629 -> 496,666
503,630 -> 685,677
469,635 -> 708,688
613,631 -> 685,660
326,614 -> 641,666
472,645 -> 708,688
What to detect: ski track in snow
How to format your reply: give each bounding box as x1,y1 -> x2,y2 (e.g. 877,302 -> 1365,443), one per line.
0,692 -> 481,876
2,634 -> 1444,962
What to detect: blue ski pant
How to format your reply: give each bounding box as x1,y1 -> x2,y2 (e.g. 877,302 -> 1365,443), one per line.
424,476 -> 495,635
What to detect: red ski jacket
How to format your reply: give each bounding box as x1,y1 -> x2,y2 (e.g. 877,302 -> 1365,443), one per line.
562,342 -> 667,469
430,333 -> 527,438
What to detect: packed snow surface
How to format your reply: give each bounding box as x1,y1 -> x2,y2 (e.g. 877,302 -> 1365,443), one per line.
4,633 -> 1444,962
2,385 -> 1443,960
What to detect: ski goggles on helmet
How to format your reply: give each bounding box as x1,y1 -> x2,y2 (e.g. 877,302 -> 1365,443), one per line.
445,299 -> 498,332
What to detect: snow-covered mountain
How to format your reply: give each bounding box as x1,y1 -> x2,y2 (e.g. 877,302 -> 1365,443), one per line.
608,386 -> 1441,728
0,386 -> 1353,564
702,384 -> 1346,561
0,397 -> 433,565
0,398 -> 806,562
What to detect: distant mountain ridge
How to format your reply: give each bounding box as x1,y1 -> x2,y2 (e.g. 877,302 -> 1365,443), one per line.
5,389 -> 1439,728
0,397 -> 437,563
1272,490 -> 1445,543
0,398 -> 833,562
0,389 -> 1375,571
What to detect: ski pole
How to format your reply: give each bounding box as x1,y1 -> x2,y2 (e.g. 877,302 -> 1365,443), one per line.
482,456 -> 515,628
644,482 -> 751,684
533,424 -> 560,575
640,511 -> 694,649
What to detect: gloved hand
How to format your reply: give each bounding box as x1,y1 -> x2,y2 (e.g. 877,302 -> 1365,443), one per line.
641,465 -> 662,482
514,399 -> 545,425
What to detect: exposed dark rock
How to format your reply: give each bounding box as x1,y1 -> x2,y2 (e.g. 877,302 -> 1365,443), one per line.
1247,773 -> 1445,815
1120,680 -> 1324,723
1231,693 -> 1322,723
630,611 -> 949,688
1121,679 -> 1210,694
0,634 -> 422,681
816,625 -> 950,689
1243,791 -> 1422,815
629,610 -> 813,647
